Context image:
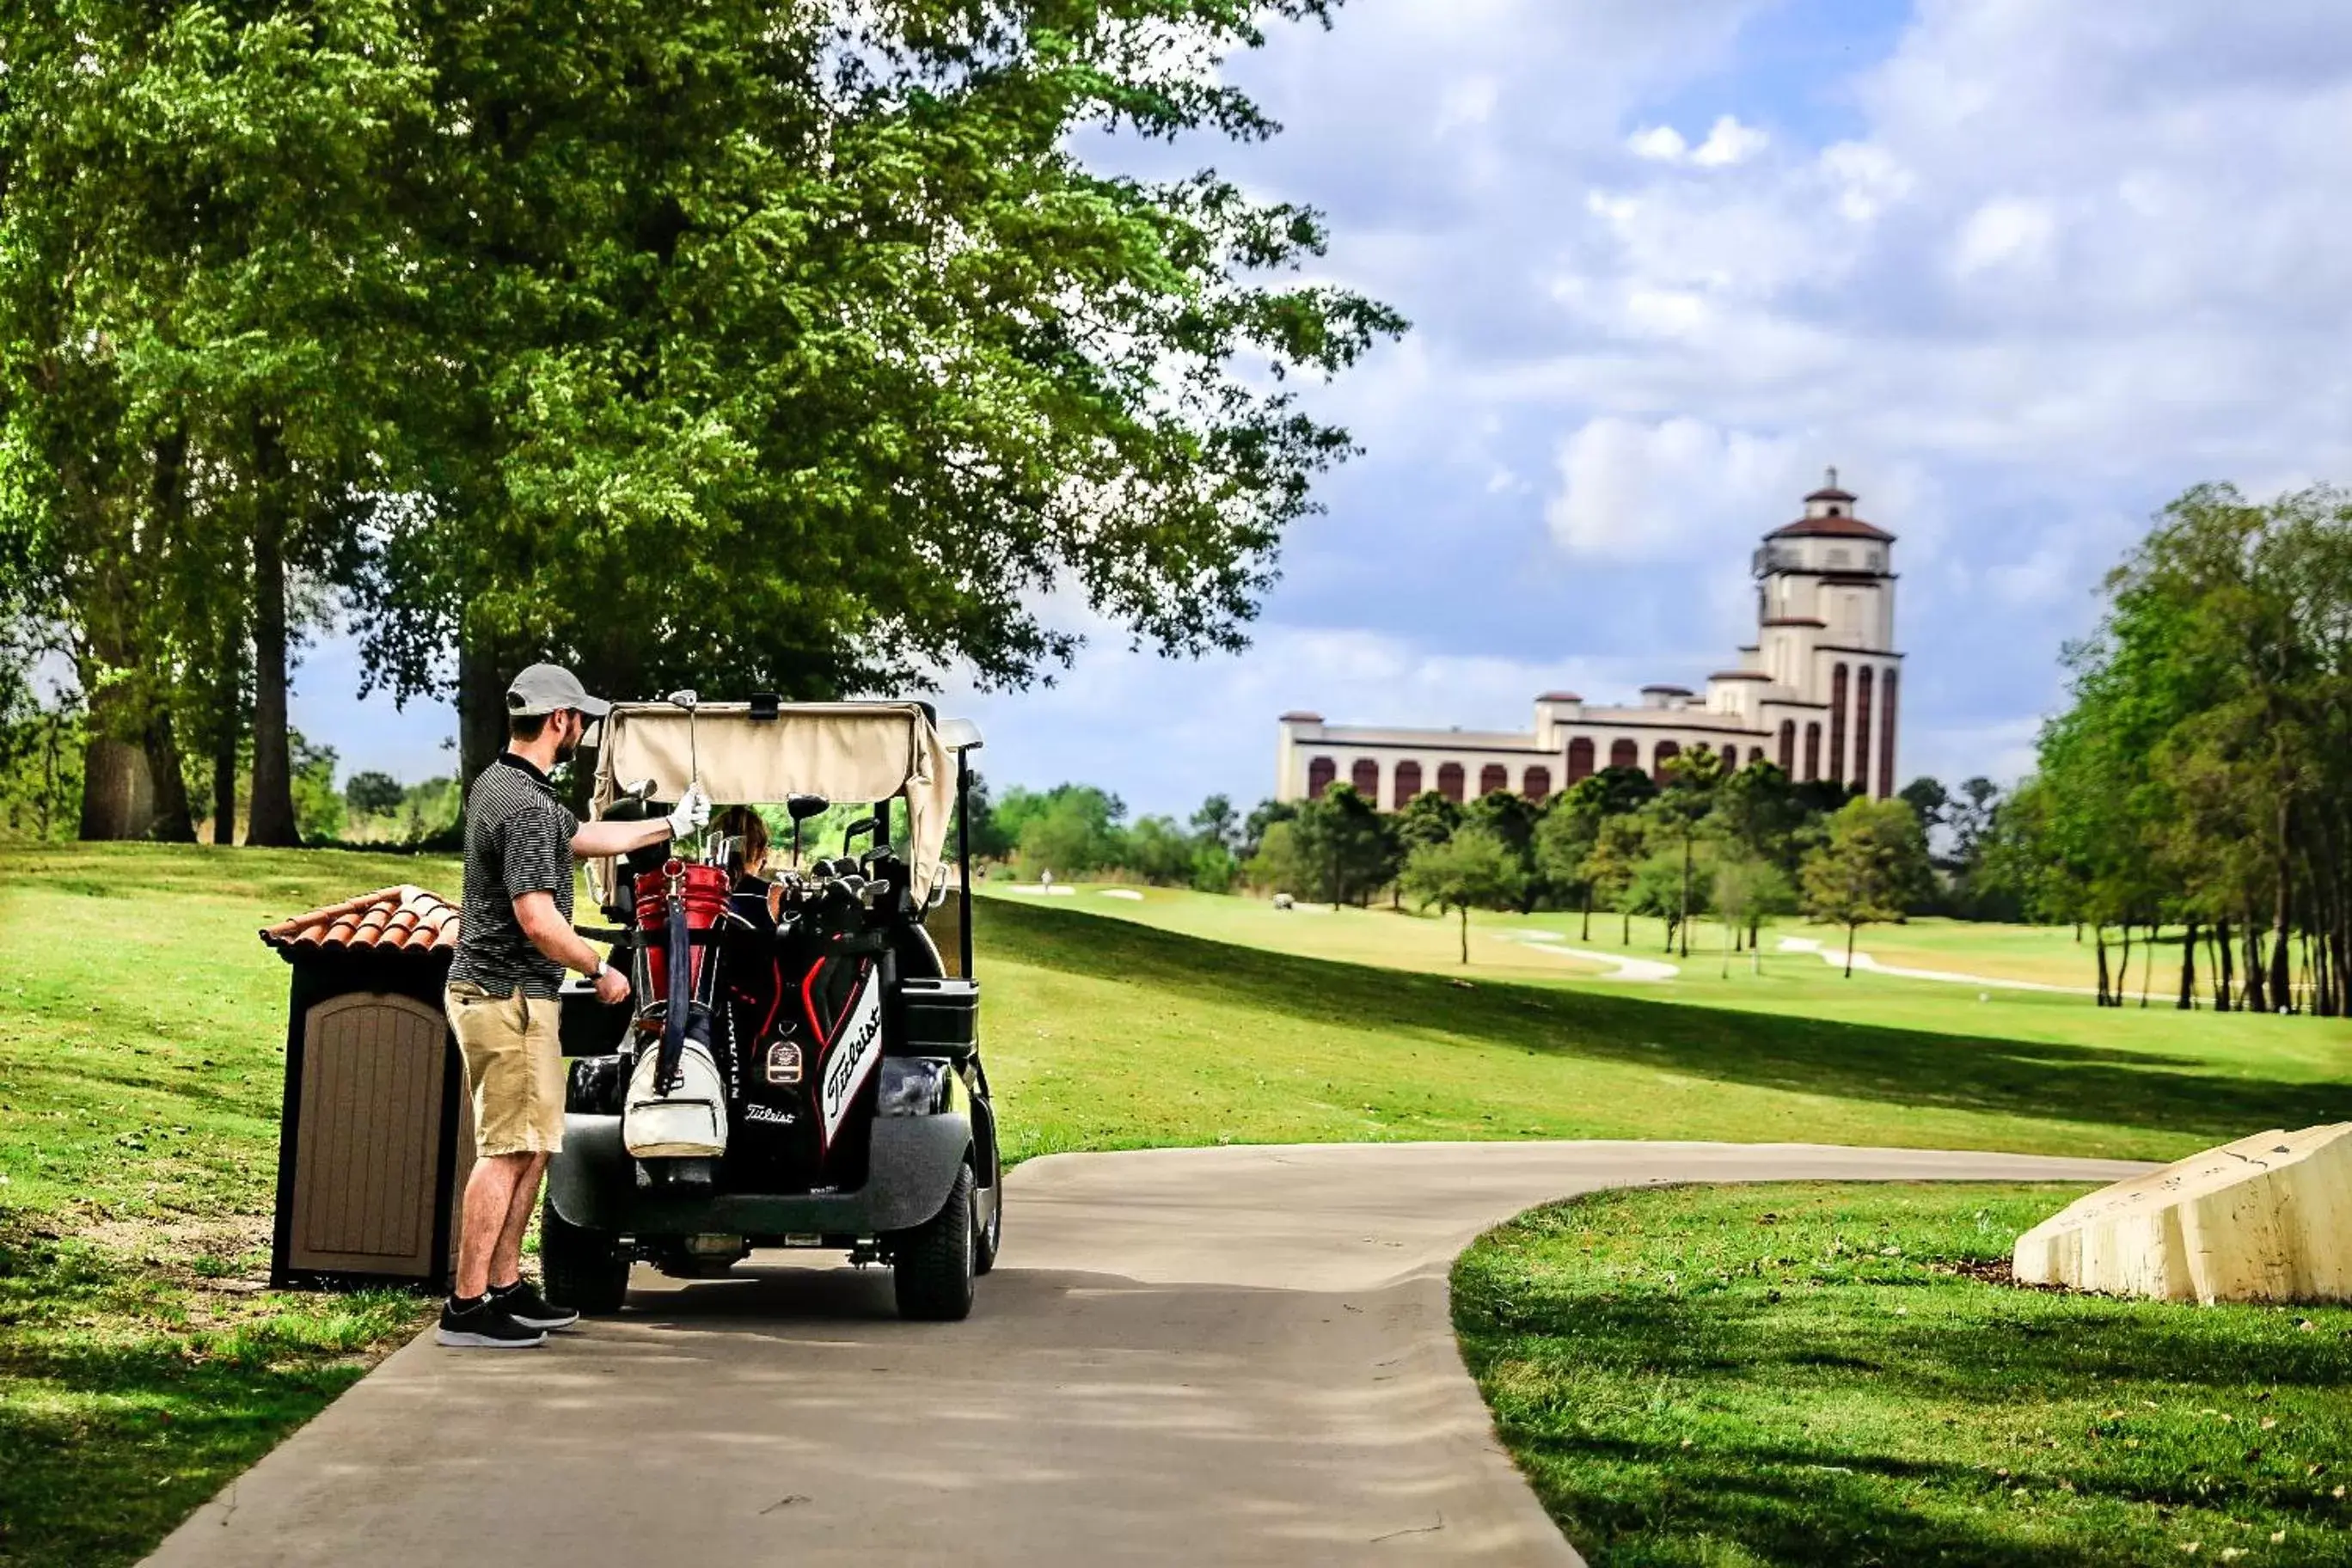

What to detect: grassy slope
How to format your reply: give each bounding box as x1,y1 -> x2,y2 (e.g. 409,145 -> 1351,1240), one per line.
1455,1182 -> 2352,1566
978,897 -> 2345,1167
982,884 -> 2352,1088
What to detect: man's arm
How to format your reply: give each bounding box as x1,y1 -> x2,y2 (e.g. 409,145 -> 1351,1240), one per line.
568,785 -> 710,860
570,817 -> 675,860
513,891 -> 607,976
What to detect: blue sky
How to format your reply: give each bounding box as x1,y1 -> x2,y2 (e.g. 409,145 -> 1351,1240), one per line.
294,0 -> 2352,818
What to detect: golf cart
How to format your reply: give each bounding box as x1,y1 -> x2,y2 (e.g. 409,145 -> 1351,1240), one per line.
543,698 -> 998,1321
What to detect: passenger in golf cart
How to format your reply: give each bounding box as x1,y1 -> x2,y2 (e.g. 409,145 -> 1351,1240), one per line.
542,699 -> 1000,1322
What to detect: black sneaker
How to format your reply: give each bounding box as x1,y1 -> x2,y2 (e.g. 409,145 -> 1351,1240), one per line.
492,1277 -> 580,1332
435,1294 -> 547,1350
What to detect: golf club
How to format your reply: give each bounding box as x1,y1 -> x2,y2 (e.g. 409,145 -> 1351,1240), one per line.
665,689 -> 701,854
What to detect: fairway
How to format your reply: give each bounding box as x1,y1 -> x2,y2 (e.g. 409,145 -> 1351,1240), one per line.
983,880 -> 2352,1081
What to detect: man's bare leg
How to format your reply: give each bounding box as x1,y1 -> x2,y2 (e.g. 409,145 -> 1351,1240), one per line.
490,1151 -> 550,1290
455,1153 -> 533,1301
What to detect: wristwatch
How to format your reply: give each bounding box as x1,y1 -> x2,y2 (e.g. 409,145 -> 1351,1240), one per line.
589,959 -> 612,983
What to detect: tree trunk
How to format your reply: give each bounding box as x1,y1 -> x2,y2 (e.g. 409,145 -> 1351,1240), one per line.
2244,920 -> 2268,1013
78,736 -> 155,841
1457,904 -> 1467,965
2116,923 -> 2133,1008
2177,918 -> 2198,1010
2094,927 -> 2111,1007
2324,912 -> 2343,1025
210,612 -> 244,844
1621,908 -> 1631,946
1580,888 -> 1591,942
1843,922 -> 1856,977
2139,922 -> 2153,1008
2214,918 -> 2233,1013
1677,836 -> 1692,959
2269,804 -> 2294,1011
143,710 -> 195,842
246,424 -> 299,848
457,626 -> 512,788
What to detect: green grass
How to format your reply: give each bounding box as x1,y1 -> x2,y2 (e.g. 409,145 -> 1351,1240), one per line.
1454,1182 -> 2352,1566
978,897 -> 2345,1166
982,882 -> 2352,1088
7,844 -> 2349,1565
1,845 -> 456,1568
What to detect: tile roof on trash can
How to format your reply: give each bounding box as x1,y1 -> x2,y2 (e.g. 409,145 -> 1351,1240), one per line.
260,885 -> 460,956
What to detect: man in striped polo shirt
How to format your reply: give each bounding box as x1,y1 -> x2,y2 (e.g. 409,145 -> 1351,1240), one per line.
438,664 -> 710,1349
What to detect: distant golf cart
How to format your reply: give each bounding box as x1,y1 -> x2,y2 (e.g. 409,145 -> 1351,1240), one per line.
544,698 -> 997,1321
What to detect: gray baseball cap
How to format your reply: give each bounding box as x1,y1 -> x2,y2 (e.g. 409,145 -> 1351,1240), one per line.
505,662 -> 610,719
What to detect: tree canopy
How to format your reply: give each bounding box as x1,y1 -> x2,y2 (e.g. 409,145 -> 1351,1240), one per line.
0,0 -> 1404,833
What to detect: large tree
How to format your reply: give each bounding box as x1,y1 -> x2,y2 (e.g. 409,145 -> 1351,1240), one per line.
351,0 -> 1405,780
0,0 -> 428,842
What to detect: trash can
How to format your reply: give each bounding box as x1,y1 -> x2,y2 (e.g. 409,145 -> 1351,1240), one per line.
260,885 -> 472,1291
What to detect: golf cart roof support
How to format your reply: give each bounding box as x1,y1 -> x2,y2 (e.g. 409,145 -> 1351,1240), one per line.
588,701 -> 958,900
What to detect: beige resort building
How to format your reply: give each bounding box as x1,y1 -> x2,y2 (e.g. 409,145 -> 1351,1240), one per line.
1276,473 -> 1902,807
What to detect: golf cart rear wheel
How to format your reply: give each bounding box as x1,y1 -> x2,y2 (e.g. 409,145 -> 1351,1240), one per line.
973,1139 -> 1002,1277
890,1162 -> 976,1321
541,1199 -> 630,1315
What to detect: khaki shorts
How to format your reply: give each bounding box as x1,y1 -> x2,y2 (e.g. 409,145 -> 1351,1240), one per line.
444,982 -> 567,1156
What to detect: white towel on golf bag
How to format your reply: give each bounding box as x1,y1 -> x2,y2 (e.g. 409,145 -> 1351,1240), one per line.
622,1040 -> 730,1158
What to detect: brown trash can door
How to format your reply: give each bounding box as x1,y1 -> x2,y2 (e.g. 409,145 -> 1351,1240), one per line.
286,992 -> 457,1279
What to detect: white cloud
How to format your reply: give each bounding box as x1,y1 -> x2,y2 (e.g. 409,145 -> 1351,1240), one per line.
1626,114 -> 1767,168
1436,76 -> 1500,133
1690,114 -> 1769,167
1952,197 -> 2057,276
1545,417 -> 1811,563
1626,124 -> 1687,162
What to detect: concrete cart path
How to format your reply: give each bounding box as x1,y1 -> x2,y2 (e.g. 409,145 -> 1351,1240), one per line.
146,1141 -> 2147,1568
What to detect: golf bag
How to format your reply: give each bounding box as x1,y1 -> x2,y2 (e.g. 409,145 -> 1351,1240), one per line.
622,859 -> 732,1160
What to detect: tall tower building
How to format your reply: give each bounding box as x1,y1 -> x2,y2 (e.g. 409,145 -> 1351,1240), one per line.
1274,471 -> 1902,806
1748,470 -> 1901,796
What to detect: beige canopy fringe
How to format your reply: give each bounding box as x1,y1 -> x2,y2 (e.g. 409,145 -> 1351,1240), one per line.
588,702 -> 957,902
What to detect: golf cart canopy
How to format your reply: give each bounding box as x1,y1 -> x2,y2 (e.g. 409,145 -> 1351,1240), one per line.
588,701 -> 971,898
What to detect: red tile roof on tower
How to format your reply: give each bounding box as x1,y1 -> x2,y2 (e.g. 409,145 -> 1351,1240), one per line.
1535,690 -> 1583,702
1768,513 -> 1895,542
260,885 -> 459,956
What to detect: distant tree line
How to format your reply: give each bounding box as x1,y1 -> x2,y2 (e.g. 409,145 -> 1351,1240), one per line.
0,0 -> 1399,845
1975,484 -> 2352,1014
974,755 -> 1939,972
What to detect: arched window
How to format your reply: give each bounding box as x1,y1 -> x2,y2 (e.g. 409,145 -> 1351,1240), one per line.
1351,757 -> 1380,800
1479,763 -> 1509,797
1566,737 -> 1596,783
1878,669 -> 1900,799
1522,767 -> 1551,803
1777,720 -> 1796,772
1827,664 -> 1849,787
1306,756 -> 1336,799
1690,741 -> 1711,758
1652,739 -> 1681,781
1803,722 -> 1821,781
1608,738 -> 1638,771
1393,760 -> 1423,809
1436,763 -> 1465,804
1748,746 -> 1765,768
1853,668 -> 1875,799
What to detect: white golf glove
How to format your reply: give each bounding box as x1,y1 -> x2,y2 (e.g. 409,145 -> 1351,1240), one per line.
665,785 -> 713,840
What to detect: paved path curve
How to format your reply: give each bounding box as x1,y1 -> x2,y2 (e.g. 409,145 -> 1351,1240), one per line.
147,1142 -> 2147,1568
